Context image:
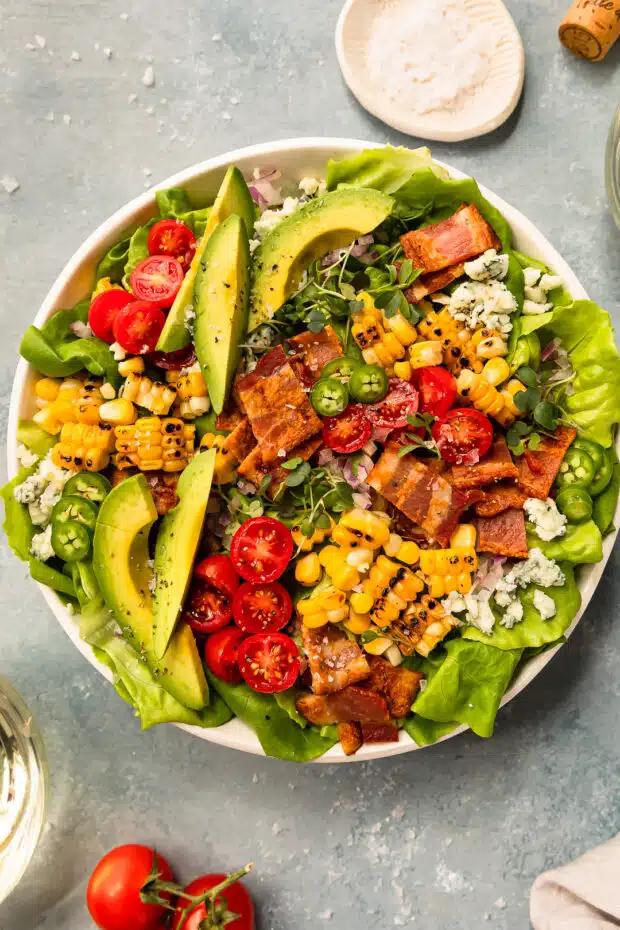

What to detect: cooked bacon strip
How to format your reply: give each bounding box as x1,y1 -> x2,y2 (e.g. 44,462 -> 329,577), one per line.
215,404 -> 245,432
406,263 -> 465,304
477,507 -> 529,559
338,721 -> 363,756
301,623 -> 371,695
296,686 -> 388,725
144,471 -> 179,515
516,426 -> 577,499
367,445 -> 479,545
367,656 -> 423,717
237,435 -> 321,493
223,417 -> 257,465
451,438 -> 518,489
235,345 -> 321,462
401,204 -> 501,275
288,325 -> 343,384
474,482 -> 527,518
361,722 -> 400,744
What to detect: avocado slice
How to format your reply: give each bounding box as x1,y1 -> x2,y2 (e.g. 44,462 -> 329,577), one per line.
93,474 -> 208,710
249,187 -> 393,329
193,214 -> 251,414
152,449 -> 217,658
156,166 -> 255,352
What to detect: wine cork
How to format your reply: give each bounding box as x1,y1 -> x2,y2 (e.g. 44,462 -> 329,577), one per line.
559,0 -> 620,61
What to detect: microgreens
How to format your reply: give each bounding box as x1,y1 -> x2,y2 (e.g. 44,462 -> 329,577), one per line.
397,412 -> 439,458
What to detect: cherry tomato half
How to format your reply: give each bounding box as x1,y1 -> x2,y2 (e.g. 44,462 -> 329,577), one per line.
129,255 -> 185,308
432,407 -> 494,465
366,378 -> 419,430
148,344 -> 197,370
112,301 -> 166,355
237,632 -> 300,693
204,627 -> 245,683
86,844 -> 174,930
232,582 -> 292,634
230,517 -> 293,584
410,366 -> 457,420
147,219 -> 196,272
194,554 -> 240,600
172,873 -> 254,930
88,289 -> 137,343
321,404 -> 372,454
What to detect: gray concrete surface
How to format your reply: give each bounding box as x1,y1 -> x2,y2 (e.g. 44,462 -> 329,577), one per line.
1,1 -> 619,927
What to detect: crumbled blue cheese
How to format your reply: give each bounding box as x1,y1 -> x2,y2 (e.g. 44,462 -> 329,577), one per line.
442,591 -> 495,635
13,472 -> 46,504
524,497 -> 567,542
69,320 -> 93,338
14,453 -> 72,527
523,267 -> 541,287
521,268 -> 562,315
245,325 -> 275,351
253,196 -> 300,240
463,249 -> 509,282
533,589 -> 557,620
448,279 -> 517,336
30,524 -> 54,562
298,176 -> 326,198
110,341 -> 127,360
16,443 -> 39,469
499,597 -> 524,629
495,548 -> 565,606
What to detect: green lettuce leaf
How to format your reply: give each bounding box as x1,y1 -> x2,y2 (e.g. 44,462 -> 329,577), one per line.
207,672 -> 337,761
541,301 -> 620,447
156,188 -> 212,237
528,521 -> 603,564
17,420 -> 55,457
96,236 -> 131,283
81,601 -> 231,730
29,558 -> 76,597
402,715 -> 458,747
122,223 -> 153,284
1,464 -> 37,561
412,639 -> 522,738
326,145 -> 441,197
273,688 -> 309,728
464,563 -> 580,651
511,249 -> 572,308
593,462 -> 620,535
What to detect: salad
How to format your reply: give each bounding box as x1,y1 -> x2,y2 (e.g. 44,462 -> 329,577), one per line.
4,145 -> 620,761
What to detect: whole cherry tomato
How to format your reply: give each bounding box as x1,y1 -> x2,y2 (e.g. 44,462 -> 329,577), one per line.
88,289 -> 137,343
204,627 -> 245,683
183,555 -> 240,635
147,219 -> 196,271
86,844 -> 174,930
172,873 -> 254,930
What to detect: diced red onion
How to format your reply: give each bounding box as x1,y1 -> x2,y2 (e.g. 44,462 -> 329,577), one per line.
352,491 -> 372,510
350,234 -> 374,257
362,440 -> 377,456
249,185 -> 267,206
236,479 -> 257,495
343,454 -> 374,488
250,167 -> 282,207
541,338 -> 560,362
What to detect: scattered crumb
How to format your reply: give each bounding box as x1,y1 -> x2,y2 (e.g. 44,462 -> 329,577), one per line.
221,111 -> 232,121
143,167 -> 152,177
212,33 -> 222,41
494,897 -> 506,910
271,822 -> 282,835
44,111 -> 55,121
391,804 -> 405,821
142,65 -> 155,87
435,861 -> 471,894
62,113 -> 72,125
128,93 -> 137,104
252,773 -> 259,784
35,34 -> 46,48
103,47 -> 112,59
318,910 -> 333,921
71,50 -> 81,61
120,11 -> 129,19
145,105 -> 155,115
159,97 -> 167,104
25,43 -> 37,51
2,175 -> 20,194
445,837 -> 453,847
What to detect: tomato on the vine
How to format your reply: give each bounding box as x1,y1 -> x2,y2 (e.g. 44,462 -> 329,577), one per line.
88,289 -> 137,343
172,874 -> 254,930
321,404 -> 372,454
204,627 -> 245,683
130,255 -> 185,308
230,517 -> 293,584
237,632 -> 300,693
147,219 -> 196,272
112,301 -> 166,355
232,582 -> 292,634
432,407 -> 494,465
86,844 -> 174,930
410,366 -> 457,419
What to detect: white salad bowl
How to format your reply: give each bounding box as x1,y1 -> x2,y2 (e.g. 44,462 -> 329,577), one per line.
8,138 -> 620,763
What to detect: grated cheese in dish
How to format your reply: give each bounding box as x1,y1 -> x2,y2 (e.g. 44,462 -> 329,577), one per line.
365,0 -> 500,116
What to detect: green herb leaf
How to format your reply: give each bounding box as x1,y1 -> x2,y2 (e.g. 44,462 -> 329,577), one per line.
516,366 -> 538,388
533,401 -> 559,430
281,457 -> 303,470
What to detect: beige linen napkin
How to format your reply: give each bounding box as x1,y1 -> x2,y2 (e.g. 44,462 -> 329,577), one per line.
531,834 -> 620,928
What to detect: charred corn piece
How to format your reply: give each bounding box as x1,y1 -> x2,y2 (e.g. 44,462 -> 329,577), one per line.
291,522 -> 332,552
121,372 -> 177,416
425,572 -> 473,597
416,308 -> 483,375
449,524 -> 476,549
351,294 -> 408,370
33,378 -> 89,433
481,357 -> 510,386
457,369 -> 513,424
297,587 -> 348,628
499,379 -> 526,424
118,357 -> 145,377
174,368 -> 210,419
344,610 -> 371,634
475,333 -> 507,360
397,595 -> 458,658
419,547 -> 478,575
75,380 -> 104,424
384,312 -> 417,347
34,378 -> 60,402
318,545 -> 360,591
362,555 -> 424,625
199,433 -> 237,483
114,417 -> 194,472
98,398 -> 137,426
408,340 -> 443,369
363,632 -> 392,655
393,360 -> 412,380
295,552 -> 322,586
332,509 -> 390,550
51,422 -> 114,472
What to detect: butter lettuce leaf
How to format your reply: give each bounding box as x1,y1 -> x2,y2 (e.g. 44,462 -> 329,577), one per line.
464,563 -> 581,651
1,463 -> 38,562
402,715 -> 459,747
541,301 -> 620,447
528,521 -> 603,564
156,187 -> 212,237
17,420 -> 55,457
593,461 -> 620,535
207,672 -> 337,761
412,639 -> 522,738
327,145 -> 442,197
96,236 -> 131,283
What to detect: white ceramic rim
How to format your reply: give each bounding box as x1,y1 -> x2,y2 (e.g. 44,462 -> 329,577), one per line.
334,0 -> 525,143
7,137 -> 619,763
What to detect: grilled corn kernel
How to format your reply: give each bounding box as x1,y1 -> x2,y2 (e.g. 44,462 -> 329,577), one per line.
319,546 -> 360,592
395,541 -> 420,565
426,572 -> 473,597
294,553 -> 321,586
176,370 -> 208,400
476,334 -> 508,359
419,547 -> 478,575
416,308 -> 484,375
344,610 -> 371,634
481,357 -> 510,386
35,378 -> 60,402
450,524 -> 476,549
393,360 -> 412,380
100,382 -> 116,400
457,369 -> 512,423
333,509 -> 391,550
98,398 -> 137,426
363,634 -> 392,656
383,533 -> 403,557
121,372 -> 177,416
345,547 -> 374,571
292,524 -> 330,552
118,357 -> 145,377
385,313 -> 417,347
350,591 -> 373,614
114,417 -> 194,472
300,611 -> 329,629
385,644 -> 404,667
199,433 -> 236,483
408,340 -> 443,369
51,422 -> 114,472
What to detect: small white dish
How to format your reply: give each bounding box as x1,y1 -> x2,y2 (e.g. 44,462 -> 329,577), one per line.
335,0 -> 525,142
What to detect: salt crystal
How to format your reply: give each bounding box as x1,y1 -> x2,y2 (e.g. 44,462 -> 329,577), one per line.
318,911 -> 333,921
44,111 -> 55,121
103,47 -> 113,59
230,96 -> 239,105
145,105 -> 155,115
1,176 -> 20,194
494,897 -> 506,910
128,93 -> 138,104
71,51 -> 81,61
63,113 -> 72,125
143,167 -> 152,177
34,34 -> 46,48
120,12 -> 129,20
271,822 -> 282,835
221,111 -> 232,121
212,33 -> 222,41
142,65 -> 155,87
